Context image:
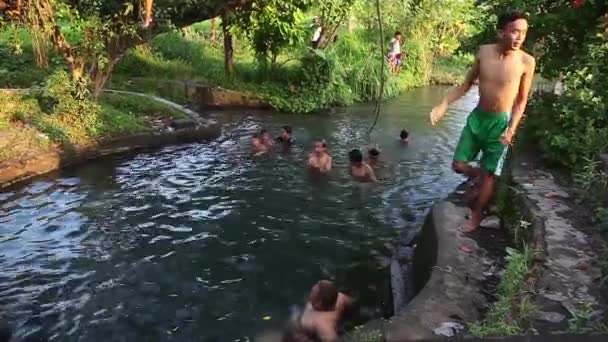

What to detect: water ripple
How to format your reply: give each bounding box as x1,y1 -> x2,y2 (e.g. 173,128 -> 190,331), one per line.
0,86 -> 477,341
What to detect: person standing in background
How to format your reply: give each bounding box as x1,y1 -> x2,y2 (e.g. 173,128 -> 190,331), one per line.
311,16 -> 323,49
388,31 -> 403,74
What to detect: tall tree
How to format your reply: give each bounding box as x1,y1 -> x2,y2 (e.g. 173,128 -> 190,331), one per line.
222,12 -> 234,76
2,0 -> 255,97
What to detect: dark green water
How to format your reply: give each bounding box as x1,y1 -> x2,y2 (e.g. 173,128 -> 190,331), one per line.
0,86 -> 477,341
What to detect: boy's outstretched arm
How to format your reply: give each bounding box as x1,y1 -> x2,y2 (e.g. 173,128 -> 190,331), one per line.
503,56 -> 536,145
430,50 -> 480,126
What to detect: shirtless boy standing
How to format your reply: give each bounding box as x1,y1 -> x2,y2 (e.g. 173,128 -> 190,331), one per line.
308,140 -> 332,173
429,12 -> 535,232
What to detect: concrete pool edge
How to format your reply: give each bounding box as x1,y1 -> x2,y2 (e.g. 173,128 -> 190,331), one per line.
0,122 -> 221,190
343,191 -> 488,341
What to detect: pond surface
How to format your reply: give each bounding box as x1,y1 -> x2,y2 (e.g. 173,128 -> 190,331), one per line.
0,86 -> 477,341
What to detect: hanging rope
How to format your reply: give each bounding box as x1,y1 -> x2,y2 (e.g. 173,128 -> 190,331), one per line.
366,0 -> 385,137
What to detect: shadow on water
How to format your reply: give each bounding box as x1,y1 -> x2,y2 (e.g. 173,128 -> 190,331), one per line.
0,86 -> 478,341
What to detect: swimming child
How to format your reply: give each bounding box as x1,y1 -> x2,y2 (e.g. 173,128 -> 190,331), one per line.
399,129 -> 409,144
349,149 -> 376,183
367,147 -> 381,166
276,125 -> 295,146
261,129 -> 274,148
308,139 -> 332,173
252,133 -> 268,155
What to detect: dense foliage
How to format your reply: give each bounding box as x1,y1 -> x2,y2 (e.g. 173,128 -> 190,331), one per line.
1,0 -> 478,114
1,0 -> 255,96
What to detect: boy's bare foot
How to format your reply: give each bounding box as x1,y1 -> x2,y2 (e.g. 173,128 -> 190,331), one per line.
459,245 -> 474,253
459,210 -> 482,233
142,17 -> 153,28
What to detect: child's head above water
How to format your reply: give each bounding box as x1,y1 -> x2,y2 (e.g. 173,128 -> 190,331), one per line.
313,139 -> 327,155
310,280 -> 339,312
349,149 -> 363,165
368,147 -> 380,159
281,125 -> 292,138
400,129 -> 409,141
260,129 -> 272,142
251,133 -> 263,146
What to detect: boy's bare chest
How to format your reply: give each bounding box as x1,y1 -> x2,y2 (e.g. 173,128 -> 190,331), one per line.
479,57 -> 524,86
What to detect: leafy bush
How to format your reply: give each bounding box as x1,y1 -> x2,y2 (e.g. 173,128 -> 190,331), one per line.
31,70 -> 103,142
524,40 -> 608,172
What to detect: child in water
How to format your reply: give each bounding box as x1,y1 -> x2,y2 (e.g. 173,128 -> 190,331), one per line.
251,133 -> 268,155
308,139 -> 332,173
276,125 -> 295,146
261,129 -> 274,148
367,147 -> 381,166
349,149 -> 376,183
400,129 -> 409,144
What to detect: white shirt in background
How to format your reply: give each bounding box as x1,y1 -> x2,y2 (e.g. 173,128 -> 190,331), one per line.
312,25 -> 322,42
390,38 -> 401,55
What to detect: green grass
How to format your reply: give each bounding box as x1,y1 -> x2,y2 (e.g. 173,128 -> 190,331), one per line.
469,245 -> 534,337
0,84 -> 190,163
430,54 -> 473,85
100,93 -> 186,120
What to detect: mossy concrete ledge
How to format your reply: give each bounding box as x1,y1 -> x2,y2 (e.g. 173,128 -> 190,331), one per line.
344,193 -> 491,342
383,199 -> 487,341
0,122 -> 220,190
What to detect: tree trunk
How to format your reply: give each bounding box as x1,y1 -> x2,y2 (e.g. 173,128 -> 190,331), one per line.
222,15 -> 234,77
91,60 -> 118,99
210,17 -> 217,41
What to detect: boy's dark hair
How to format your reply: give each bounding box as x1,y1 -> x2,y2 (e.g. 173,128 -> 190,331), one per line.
316,281 -> 339,311
394,31 -> 402,37
400,129 -> 409,139
369,148 -> 380,157
496,11 -> 528,30
282,125 -> 292,134
252,132 -> 260,139
260,128 -> 268,135
315,139 -> 327,148
349,149 -> 363,163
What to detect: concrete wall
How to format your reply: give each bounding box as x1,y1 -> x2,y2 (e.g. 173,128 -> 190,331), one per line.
0,124 -> 220,190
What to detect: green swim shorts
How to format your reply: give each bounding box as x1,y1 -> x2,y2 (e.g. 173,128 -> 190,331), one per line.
454,108 -> 509,174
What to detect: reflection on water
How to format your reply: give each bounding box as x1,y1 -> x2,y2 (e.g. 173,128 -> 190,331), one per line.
0,86 -> 477,341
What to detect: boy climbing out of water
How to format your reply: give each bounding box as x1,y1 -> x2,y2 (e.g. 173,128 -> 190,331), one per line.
285,280 -> 352,342
308,139 -> 332,173
429,11 -> 535,233
349,149 -> 377,183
